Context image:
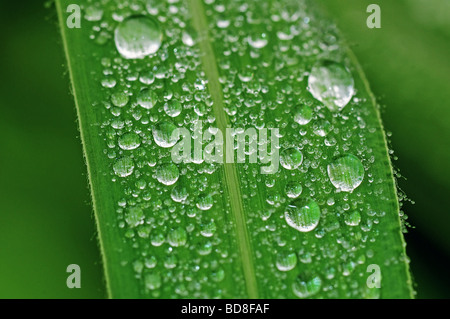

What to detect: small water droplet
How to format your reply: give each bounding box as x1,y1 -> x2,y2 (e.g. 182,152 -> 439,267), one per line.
153,121 -> 178,148
118,132 -> 141,150
167,227 -> 187,247
196,193 -> 214,211
293,104 -> 313,125
111,92 -> 129,107
292,273 -> 322,298
285,199 -> 321,232
137,88 -> 158,109
276,252 -> 298,271
164,99 -> 182,117
280,147 -> 303,170
114,15 -> 162,59
156,163 -> 180,185
307,60 -> 355,112
125,207 -> 144,227
113,157 -> 134,177
145,273 -> 161,290
285,181 -> 303,199
344,211 -> 361,226
327,154 -> 364,192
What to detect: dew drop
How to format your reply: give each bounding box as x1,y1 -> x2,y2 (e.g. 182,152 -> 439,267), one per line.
145,273 -> 161,290
171,183 -> 188,202
111,92 -> 129,107
125,207 -> 144,227
196,193 -> 214,211
285,181 -> 303,199
153,121 -> 178,148
118,132 -> 141,150
113,157 -> 134,177
293,104 -> 313,125
285,199 -> 321,232
276,252 -> 298,271
137,88 -> 158,109
345,211 -> 361,226
156,163 -> 179,185
200,221 -> 216,237
114,15 -> 162,59
307,60 -> 355,112
280,147 -> 303,170
327,154 -> 364,192
164,99 -> 182,117
292,274 -> 322,298
167,227 -> 187,247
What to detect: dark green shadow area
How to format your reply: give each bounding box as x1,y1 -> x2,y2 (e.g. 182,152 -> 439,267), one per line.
0,1 -> 105,298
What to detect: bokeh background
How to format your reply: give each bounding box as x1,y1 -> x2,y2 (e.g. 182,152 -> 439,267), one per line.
0,0 -> 448,298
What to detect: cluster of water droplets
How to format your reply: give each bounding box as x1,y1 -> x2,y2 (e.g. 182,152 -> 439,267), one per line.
81,0 -> 407,298
203,0 -> 401,298
83,0 -> 250,298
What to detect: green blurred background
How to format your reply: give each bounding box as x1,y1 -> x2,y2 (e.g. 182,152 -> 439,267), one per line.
0,0 -> 449,298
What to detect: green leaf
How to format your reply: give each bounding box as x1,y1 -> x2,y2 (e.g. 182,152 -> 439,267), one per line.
56,0 -> 413,298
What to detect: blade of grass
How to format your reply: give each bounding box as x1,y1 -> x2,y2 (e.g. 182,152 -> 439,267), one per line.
56,0 -> 413,298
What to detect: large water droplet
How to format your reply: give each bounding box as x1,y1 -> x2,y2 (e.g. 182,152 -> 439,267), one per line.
307,60 -> 355,112
285,199 -> 321,232
153,121 -> 178,148
156,163 -> 179,185
276,252 -> 298,271
114,15 -> 162,59
292,273 -> 322,298
113,157 -> 134,177
280,147 -> 303,170
327,154 -> 364,192
118,132 -> 141,150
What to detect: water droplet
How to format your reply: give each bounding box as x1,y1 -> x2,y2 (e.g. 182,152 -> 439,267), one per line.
285,199 -> 321,232
327,154 -> 364,192
307,60 -> 355,112
113,157 -> 134,177
248,33 -> 268,49
200,221 -> 217,237
114,15 -> 162,59
344,211 -> 361,226
137,88 -> 158,109
196,193 -> 214,211
111,92 -> 129,107
125,207 -> 144,227
153,121 -> 178,148
285,181 -> 303,199
167,227 -> 187,247
293,104 -> 313,125
276,252 -> 298,271
164,99 -> 182,117
292,274 -> 322,298
171,183 -> 188,202
118,132 -> 141,150
84,6 -> 103,21
145,273 -> 161,290
280,147 -> 303,170
156,163 -> 179,185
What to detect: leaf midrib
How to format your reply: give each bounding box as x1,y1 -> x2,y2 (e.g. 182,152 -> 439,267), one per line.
187,0 -> 259,298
